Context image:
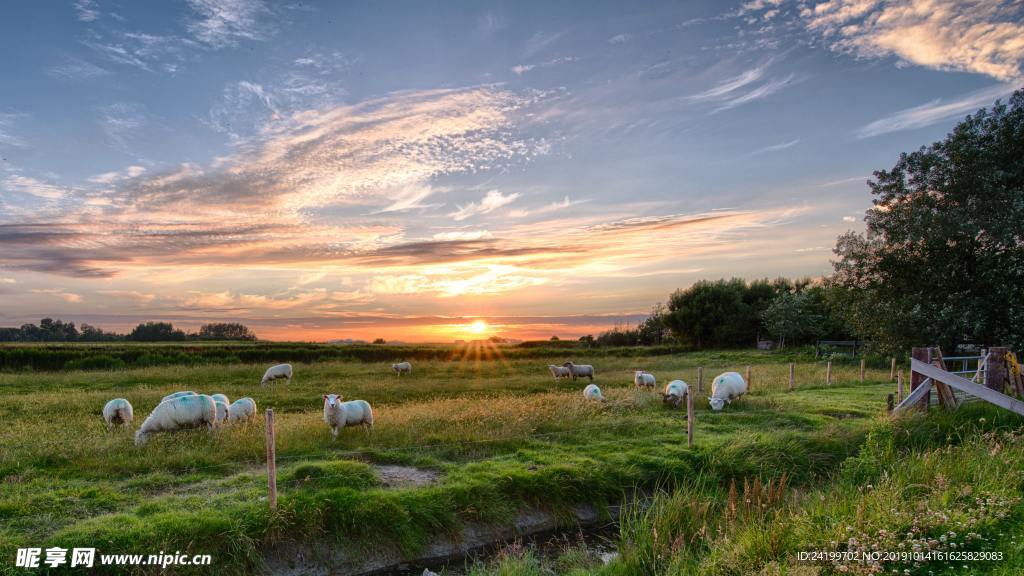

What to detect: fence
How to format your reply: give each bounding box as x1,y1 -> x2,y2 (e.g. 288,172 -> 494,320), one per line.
893,346 -> 1024,417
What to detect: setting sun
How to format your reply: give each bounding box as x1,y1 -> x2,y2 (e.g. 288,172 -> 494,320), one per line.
468,320 -> 488,334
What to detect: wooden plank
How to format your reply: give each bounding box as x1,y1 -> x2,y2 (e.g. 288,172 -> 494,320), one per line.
931,348 -> 957,410
911,348 -> 931,409
911,359 -> 1024,417
893,377 -> 932,414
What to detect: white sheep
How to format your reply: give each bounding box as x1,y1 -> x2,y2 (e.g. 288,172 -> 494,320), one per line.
102,398 -> 134,430
227,397 -> 257,423
211,393 -> 230,406
548,364 -> 571,381
663,379 -> 689,409
634,370 -> 656,390
261,363 -> 293,385
322,394 -> 374,440
583,384 -> 606,401
160,391 -> 196,404
135,394 -> 218,446
392,361 -> 412,376
213,400 -> 230,424
563,361 -> 595,382
708,371 -> 747,411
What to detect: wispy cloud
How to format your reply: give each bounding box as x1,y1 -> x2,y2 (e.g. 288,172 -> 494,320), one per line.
98,103 -> 147,149
47,57 -> 110,80
608,33 -> 631,45
751,138 -> 800,155
507,195 -> 586,218
74,0 -> 100,22
0,113 -> 28,148
800,0 -> 1024,81
686,62 -> 795,113
511,56 -> 579,75
522,29 -> 569,58
374,183 -> 443,213
186,0 -> 273,48
450,190 -> 521,221
856,82 -> 1017,138
3,175 -> 71,200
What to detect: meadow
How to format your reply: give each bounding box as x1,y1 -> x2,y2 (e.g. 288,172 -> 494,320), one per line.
1,347 -> 1022,575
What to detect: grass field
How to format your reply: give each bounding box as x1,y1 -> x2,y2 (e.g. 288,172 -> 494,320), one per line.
1,348 -> 1021,575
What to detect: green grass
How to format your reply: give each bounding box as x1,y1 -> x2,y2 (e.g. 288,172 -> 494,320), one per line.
0,349 -> 947,574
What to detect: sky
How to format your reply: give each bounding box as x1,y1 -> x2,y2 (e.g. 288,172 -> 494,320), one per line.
1,0 -> 1022,342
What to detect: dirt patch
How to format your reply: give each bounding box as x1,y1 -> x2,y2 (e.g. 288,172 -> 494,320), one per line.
374,465 -> 440,488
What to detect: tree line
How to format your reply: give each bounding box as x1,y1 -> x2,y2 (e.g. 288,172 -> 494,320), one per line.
0,319 -> 257,342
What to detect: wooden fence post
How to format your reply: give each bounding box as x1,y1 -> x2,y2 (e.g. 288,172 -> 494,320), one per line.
265,408 -> 277,511
860,358 -> 866,383
887,393 -> 894,413
745,365 -> 751,389
826,361 -> 832,386
686,392 -> 694,448
788,363 -> 795,391
910,347 -> 931,410
697,366 -> 704,394
897,370 -> 904,403
985,347 -> 1009,392
890,357 -> 897,382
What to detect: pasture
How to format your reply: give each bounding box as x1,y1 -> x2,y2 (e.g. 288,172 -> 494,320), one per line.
1,348 -> 1022,575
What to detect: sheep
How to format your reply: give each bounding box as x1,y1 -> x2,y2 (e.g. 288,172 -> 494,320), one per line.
160,391 -> 196,404
211,393 -> 230,406
227,397 -> 257,423
102,398 -> 134,430
135,394 -> 218,446
261,363 -> 293,385
662,379 -> 689,410
392,361 -> 412,376
322,394 -> 374,440
708,371 -> 748,411
634,370 -> 656,390
563,361 -> 595,382
548,364 -> 571,381
583,384 -> 606,401
214,400 -> 230,424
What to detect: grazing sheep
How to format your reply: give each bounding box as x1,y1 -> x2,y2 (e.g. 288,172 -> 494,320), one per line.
583,384 -> 606,401
102,398 -> 134,430
135,394 -> 218,446
227,397 -> 257,423
322,394 -> 374,440
213,400 -> 230,424
160,391 -> 197,404
392,361 -> 412,376
662,379 -> 689,409
708,371 -> 747,411
548,364 -> 571,381
634,370 -> 656,390
563,361 -> 595,382
211,393 -> 229,406
261,363 -> 293,385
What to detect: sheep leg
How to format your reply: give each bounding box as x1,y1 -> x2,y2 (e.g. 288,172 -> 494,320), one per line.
331,426 -> 338,440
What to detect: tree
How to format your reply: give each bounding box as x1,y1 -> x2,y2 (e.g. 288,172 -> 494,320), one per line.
372,338 -> 386,344
129,322 -> 186,341
831,89 -> 1024,353
197,322 -> 256,340
761,292 -> 816,349
663,279 -> 749,348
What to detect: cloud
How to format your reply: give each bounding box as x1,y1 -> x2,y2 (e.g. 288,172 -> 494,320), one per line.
686,62 -> 795,113
842,216 -> 857,222
31,288 -> 83,303
450,190 -> 521,221
74,0 -> 100,21
98,290 -> 157,303
432,230 -> 493,241
83,31 -> 193,73
751,138 -> 800,155
186,0 -> 273,47
47,58 -> 110,80
3,175 -> 70,200
506,195 -> 586,218
800,0 -> 1024,81
522,29 -> 569,58
88,165 -> 147,185
608,33 -> 631,45
0,113 -> 28,148
98,103 -> 147,149
510,56 -> 579,75
0,87 -> 543,277
181,288 -> 373,311
856,82 -> 1017,137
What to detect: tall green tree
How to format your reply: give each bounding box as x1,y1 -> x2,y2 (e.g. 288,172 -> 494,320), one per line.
831,89 -> 1024,353
198,322 -> 256,340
